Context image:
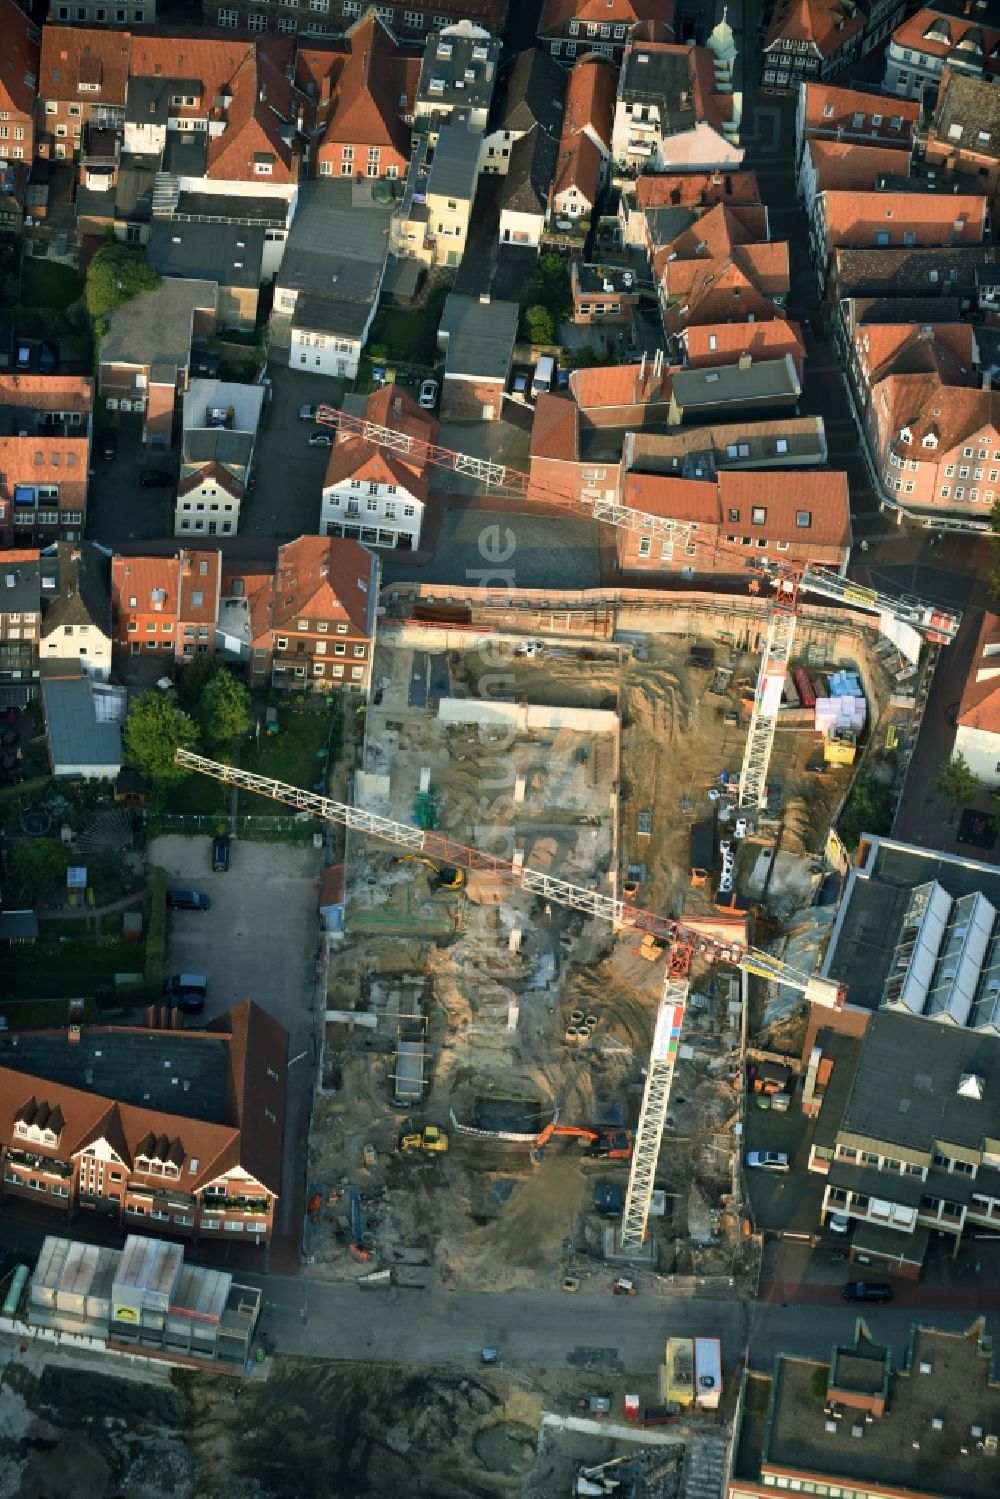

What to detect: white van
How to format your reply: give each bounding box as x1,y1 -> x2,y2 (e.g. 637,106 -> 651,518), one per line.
531,355 -> 555,399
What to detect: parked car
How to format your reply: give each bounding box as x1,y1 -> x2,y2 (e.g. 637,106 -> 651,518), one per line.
38,342 -> 58,374
418,378 -> 439,410
308,431 -> 332,448
103,433 -> 118,461
15,341 -> 31,371
212,834 -> 231,872
805,761 -> 827,774
163,973 -> 208,998
733,816 -> 748,839
299,404 -> 318,421
139,468 -> 172,488
745,1150 -> 790,1173
842,1281 -> 892,1302
166,888 -> 211,911
512,372 -> 528,396
176,992 -> 206,1015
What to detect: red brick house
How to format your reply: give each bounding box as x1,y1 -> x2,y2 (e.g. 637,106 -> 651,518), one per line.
570,260 -> 640,326
548,53 -> 616,226
0,0 -> 39,164
920,67 -> 1000,229
111,549 -> 222,663
0,376 -> 93,547
269,535 -> 379,694
568,359 -> 673,429
539,0 -> 669,65
0,1001 -> 286,1251
795,82 -> 919,159
680,321 -> 806,383
37,25 -> 129,162
811,189 -> 988,295
299,14 -> 412,184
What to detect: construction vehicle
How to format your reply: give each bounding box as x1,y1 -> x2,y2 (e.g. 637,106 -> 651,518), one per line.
611,1278 -> 637,1296
399,1126 -> 449,1153
531,1121 -> 632,1163
315,405 -> 959,810
392,854 -> 465,891
635,933 -> 666,962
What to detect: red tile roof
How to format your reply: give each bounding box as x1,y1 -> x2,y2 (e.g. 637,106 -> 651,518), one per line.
540,0 -> 666,28
323,384 -> 436,500
178,550 -> 221,624
177,462 -> 245,500
766,0 -> 865,59
273,535 -> 375,637
624,473 -> 718,523
206,47 -> 305,183
303,13 -> 410,162
112,553 -> 181,617
856,321 -> 978,388
957,611 -> 1000,736
569,362 -> 672,413
530,394 -> 579,462
820,190 -> 988,250
717,470 -> 851,549
552,54 -> 616,207
0,374 -> 92,410
0,0 -> 39,118
874,376 -> 1000,458
892,8 -> 1000,70
0,435 -> 89,501
801,82 -> 920,141
806,139 -> 912,193
40,25 -> 130,105
635,172 -> 761,211
682,319 -> 805,378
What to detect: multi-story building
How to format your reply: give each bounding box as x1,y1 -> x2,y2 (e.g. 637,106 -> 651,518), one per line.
268,534 -> 378,693
679,320 -> 806,382
111,549 -> 222,662
175,379 -> 264,539
481,46 -> 565,177
39,542 -> 113,681
0,550 -> 40,699
0,1000 -> 286,1251
953,610 -> 1000,789
797,138 -> 912,219
570,261 -> 641,326
303,13 -> 412,183
651,202 -> 789,347
729,1319 -> 1000,1497
391,117 -> 482,268
0,0 -> 39,164
619,168 -> 763,249
829,243 -> 995,319
539,0 -> 665,65
548,54 -> 616,230
919,66 -> 1000,225
499,125 -> 558,250
413,18 -> 500,137
0,375 -> 94,547
99,279 -> 217,448
37,25 -> 130,161
202,0 -> 508,46
320,385 -> 435,551
795,81 -> 920,163
811,189 -> 988,295
763,0 -> 869,93
610,37 -> 742,173
884,1 -> 1000,100
49,0 -> 156,24
436,292 -> 519,421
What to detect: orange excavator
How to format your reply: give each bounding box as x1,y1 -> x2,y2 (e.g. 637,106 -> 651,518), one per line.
531,1122 -> 633,1165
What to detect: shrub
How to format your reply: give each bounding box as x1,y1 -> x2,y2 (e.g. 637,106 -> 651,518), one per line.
144,866 -> 167,997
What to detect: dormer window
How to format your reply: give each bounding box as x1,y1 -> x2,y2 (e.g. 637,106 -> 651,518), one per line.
922,433 -> 938,449
899,427 -> 912,445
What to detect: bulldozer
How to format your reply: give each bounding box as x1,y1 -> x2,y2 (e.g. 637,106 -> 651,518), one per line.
399,1126 -> 449,1154
391,854 -> 465,892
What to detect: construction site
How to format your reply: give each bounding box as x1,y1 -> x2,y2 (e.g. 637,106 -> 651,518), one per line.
300,576 -> 934,1300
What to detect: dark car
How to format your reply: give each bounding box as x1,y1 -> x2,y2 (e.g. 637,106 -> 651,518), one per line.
139,468 -> 172,488
103,433 -> 118,461
175,991 -> 206,1015
166,888 -> 211,911
842,1281 -> 893,1303
212,835 -> 231,872
38,342 -> 58,374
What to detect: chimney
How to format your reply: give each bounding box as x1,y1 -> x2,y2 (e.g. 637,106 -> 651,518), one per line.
738,352 -> 752,370
320,73 -> 331,106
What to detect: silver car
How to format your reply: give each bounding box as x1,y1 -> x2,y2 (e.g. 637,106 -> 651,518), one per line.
746,1150 -> 790,1173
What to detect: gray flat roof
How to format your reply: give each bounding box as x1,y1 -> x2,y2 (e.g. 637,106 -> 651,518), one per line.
183,379 -> 264,437
438,292 -> 518,380
101,277 -> 217,372
175,190 -> 288,227
295,286 -> 381,339
182,428 -> 254,471
278,180 -> 391,294
672,356 -> 799,408
427,120 -> 482,202
41,678 -> 121,774
0,556 -> 40,614
148,218 -> 265,290
0,1028 -> 231,1124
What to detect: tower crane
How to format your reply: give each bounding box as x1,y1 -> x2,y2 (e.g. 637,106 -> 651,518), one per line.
174,749 -> 844,1252
314,404 -> 961,810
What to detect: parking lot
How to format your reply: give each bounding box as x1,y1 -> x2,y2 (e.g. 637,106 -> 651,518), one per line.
239,357 -> 345,543
86,416 -> 177,546
743,1091 -> 827,1237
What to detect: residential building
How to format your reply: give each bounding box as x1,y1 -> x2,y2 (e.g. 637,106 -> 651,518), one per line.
437,293 -> 519,421
37,25 -> 130,161
29,1234 -> 260,1373
829,243 -> 994,312
0,375 -> 93,547
795,81 -> 920,161
763,0 -> 872,93
617,467 -> 851,576
321,385 -> 435,551
811,189 -> 988,295
653,202 -> 790,345
392,117 -> 482,268
729,1320 -> 1000,1497
0,0 -> 40,164
952,611 -> 1000,787
49,0 -> 156,22
175,380 -> 264,539
111,549 -> 222,662
413,19 -> 500,137
39,542 -> 113,681
624,416 -> 828,479
202,0 -> 508,46
482,47 -> 565,177
680,320 -> 806,383
539,0 -> 667,64
568,359 -> 674,429
41,676 -> 124,781
272,181 -> 391,379
797,138 -> 912,219
884,1 -> 1000,100
570,261 -> 641,327
610,38 -> 742,173
499,125 -> 558,250
147,219 -> 265,331
920,67 -> 1000,224
668,355 -> 802,426
548,54 -> 616,229
0,551 -> 40,700
100,279 -> 217,449
0,162 -> 29,237
0,1000 -> 287,1250
268,534 -> 378,693
304,13 -> 411,183
618,168 -> 763,249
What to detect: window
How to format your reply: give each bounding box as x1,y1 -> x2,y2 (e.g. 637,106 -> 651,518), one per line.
217,6 -> 238,22
352,667 -> 364,680
795,511 -> 811,528
248,11 -> 266,27
751,507 -> 767,525
637,537 -> 652,558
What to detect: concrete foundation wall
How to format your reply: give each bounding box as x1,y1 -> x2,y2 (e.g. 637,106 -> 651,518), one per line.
436,697 -> 617,734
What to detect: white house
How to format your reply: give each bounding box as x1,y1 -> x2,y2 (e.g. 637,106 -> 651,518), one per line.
319,386 -> 435,551
175,380 -> 264,539
39,543 -> 113,682
611,36 -> 743,173
954,611 -> 1000,788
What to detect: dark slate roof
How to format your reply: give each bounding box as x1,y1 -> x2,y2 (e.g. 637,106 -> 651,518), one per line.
174,190 -> 288,226
494,46 -> 566,137
833,245 -> 996,296
931,69 -> 1000,165
846,295 -> 964,324
294,289 -> 377,339
147,218 -> 265,290
501,124 -> 559,217
39,543 -> 111,641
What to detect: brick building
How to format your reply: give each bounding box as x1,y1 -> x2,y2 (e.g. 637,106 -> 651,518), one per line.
0,375 -> 94,547
538,0 -> 666,65
37,25 -> 130,161
0,0 -> 40,163
268,534 -> 378,693
99,279 -> 217,449
111,549 -> 222,662
202,0 -> 507,46
299,13 -> 412,184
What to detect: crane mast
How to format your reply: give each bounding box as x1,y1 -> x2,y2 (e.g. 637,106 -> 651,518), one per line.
174,749 -> 842,1250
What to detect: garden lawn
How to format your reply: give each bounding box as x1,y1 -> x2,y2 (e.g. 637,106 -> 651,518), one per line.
20,257 -> 82,310
165,770 -> 232,817
238,707 -> 337,814
2,938 -> 146,999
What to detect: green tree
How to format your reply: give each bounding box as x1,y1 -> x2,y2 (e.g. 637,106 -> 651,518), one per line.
524,303 -> 555,345
176,654 -> 223,714
124,691 -> 198,785
936,751 -> 982,807
85,243 -> 161,323
5,838 -> 67,903
837,774 -> 895,852
198,669 -> 252,749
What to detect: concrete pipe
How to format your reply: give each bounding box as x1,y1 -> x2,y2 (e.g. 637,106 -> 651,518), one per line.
585,1014 -> 598,1028
565,1025 -> 580,1040
576,1025 -> 592,1041
570,1009 -> 585,1024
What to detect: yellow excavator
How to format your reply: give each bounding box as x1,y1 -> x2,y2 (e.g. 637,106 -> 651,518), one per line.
399,1126 -> 449,1154
391,855 -> 465,892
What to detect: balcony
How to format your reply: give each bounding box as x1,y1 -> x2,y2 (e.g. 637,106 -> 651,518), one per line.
5,1148 -> 73,1178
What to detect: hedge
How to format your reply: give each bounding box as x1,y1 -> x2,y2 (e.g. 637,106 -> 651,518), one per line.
144,865 -> 167,997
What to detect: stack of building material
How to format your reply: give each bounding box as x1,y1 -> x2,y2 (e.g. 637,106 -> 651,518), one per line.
815,670 -> 866,736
